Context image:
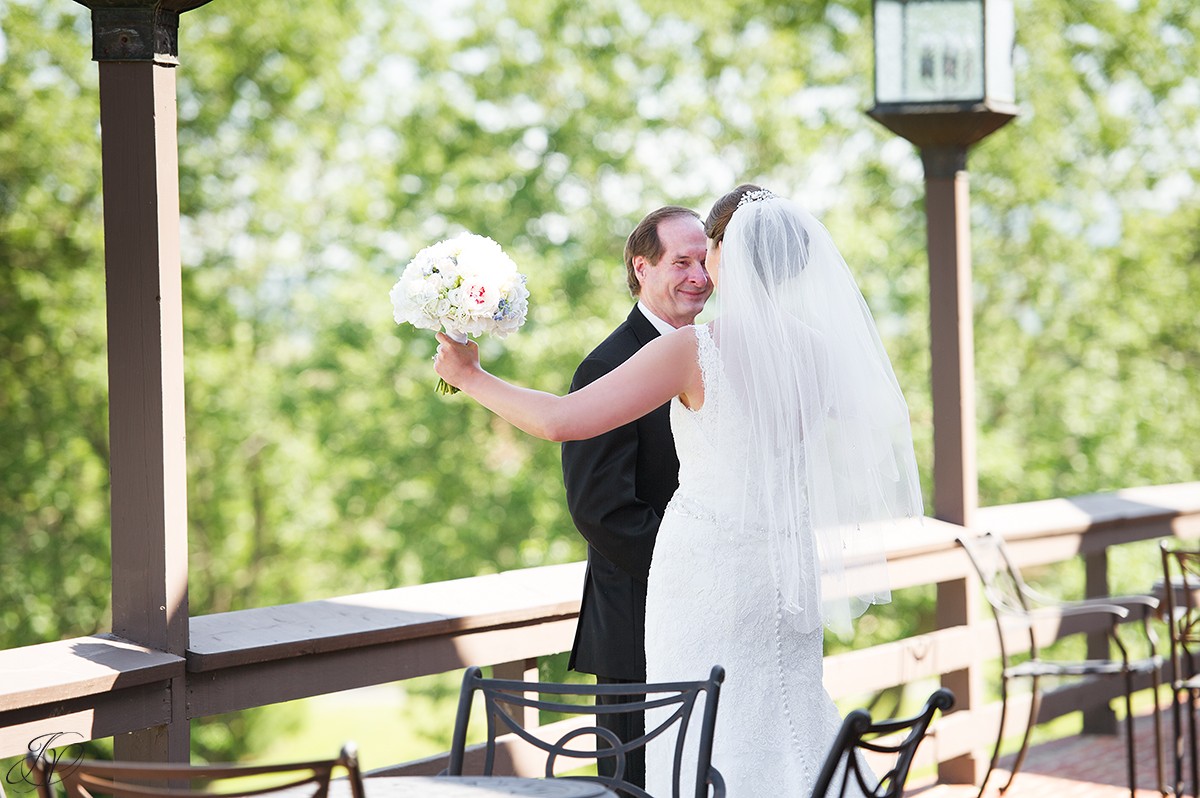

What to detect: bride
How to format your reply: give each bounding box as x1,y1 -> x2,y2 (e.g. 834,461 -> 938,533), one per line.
433,185 -> 923,796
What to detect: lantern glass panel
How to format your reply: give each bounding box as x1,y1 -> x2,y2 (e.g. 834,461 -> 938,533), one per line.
874,0 -> 986,104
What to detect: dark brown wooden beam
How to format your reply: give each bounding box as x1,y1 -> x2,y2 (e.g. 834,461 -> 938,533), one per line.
95,59 -> 190,764
75,0 -> 215,761
186,562 -> 586,672
185,619 -> 579,719
924,148 -> 977,530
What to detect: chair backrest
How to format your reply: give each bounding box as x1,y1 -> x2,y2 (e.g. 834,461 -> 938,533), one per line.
956,532 -> 1034,617
446,665 -> 725,798
25,743 -> 364,798
811,688 -> 955,798
1160,542 -> 1200,675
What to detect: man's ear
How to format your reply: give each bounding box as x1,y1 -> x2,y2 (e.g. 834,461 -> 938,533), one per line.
632,255 -> 650,285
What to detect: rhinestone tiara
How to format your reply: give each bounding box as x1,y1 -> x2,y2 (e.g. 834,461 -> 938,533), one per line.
736,188 -> 776,209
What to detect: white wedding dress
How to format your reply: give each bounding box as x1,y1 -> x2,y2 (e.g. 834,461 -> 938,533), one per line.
644,324 -> 860,797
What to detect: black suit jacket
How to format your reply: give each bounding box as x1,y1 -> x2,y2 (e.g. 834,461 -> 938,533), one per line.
561,306 -> 680,680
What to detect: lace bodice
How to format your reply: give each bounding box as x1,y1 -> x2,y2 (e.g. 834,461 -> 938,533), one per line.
667,324 -> 729,510
668,323 -> 806,529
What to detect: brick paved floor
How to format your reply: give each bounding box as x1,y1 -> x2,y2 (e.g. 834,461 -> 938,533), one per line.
910,705 -> 1182,798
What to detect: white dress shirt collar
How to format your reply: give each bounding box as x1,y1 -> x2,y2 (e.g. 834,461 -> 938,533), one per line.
636,301 -> 679,337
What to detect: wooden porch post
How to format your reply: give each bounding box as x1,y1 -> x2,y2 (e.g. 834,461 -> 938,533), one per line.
868,92 -> 1016,787
924,148 -> 979,532
74,0 -> 214,763
924,146 -> 985,785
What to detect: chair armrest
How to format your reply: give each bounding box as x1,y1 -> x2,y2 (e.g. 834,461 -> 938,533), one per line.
1022,583 -> 1152,612
1019,601 -> 1159,658
1025,603 -> 1130,621
1111,594 -> 1160,612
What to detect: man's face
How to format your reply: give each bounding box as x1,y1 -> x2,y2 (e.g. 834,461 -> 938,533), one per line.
634,215 -> 712,328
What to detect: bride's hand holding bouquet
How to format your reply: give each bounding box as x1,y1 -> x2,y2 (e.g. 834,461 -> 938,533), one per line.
389,232 -> 529,395
432,331 -> 482,394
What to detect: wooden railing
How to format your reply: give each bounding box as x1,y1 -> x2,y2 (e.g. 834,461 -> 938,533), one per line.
4,482 -> 1200,783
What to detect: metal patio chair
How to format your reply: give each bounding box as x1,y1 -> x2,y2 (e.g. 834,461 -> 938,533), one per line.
447,664 -> 725,798
811,687 -> 954,798
1160,541 -> 1200,798
25,742 -> 364,798
957,531 -> 1163,798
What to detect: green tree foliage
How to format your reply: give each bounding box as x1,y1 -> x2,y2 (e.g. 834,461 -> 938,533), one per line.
0,4 -> 109,643
970,0 -> 1200,503
1,0 -> 1197,756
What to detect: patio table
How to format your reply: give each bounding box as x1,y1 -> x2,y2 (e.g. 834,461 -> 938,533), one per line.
349,775 -> 615,797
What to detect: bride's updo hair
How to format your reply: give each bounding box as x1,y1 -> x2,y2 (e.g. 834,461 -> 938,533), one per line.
706,183 -> 809,286
704,183 -> 764,243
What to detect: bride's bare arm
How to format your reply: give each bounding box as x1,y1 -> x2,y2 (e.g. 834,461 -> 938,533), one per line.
434,328 -> 702,442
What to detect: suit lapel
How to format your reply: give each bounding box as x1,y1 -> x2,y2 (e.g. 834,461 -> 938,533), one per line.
625,305 -> 662,348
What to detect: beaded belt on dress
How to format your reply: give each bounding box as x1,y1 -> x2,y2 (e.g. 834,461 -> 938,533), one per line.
667,495 -> 776,537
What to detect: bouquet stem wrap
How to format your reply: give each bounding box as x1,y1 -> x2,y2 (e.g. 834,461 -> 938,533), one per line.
436,328 -> 468,395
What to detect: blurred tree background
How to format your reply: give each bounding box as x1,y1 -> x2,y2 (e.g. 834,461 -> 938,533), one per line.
1,0 -> 1197,765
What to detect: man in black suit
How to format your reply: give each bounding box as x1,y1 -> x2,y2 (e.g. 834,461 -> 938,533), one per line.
561,205 -> 711,788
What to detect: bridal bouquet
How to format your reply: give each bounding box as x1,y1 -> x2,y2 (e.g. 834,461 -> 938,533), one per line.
390,232 -> 529,394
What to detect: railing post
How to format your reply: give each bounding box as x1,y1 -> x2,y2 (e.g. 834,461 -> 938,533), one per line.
72,0 -> 215,763
937,574 -> 984,782
1083,548 -> 1118,733
492,658 -> 540,729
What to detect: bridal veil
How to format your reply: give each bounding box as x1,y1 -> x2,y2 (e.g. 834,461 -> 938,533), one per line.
709,194 -> 923,635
